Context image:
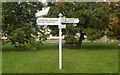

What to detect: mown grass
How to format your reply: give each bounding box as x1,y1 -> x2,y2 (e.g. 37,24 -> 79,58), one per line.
2,42 -> 118,73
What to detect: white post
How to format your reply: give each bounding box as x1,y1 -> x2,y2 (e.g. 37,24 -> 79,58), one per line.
58,13 -> 63,69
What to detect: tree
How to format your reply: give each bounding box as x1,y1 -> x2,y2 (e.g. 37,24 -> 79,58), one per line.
2,2 -> 47,47
107,2 -> 120,40
84,28 -> 104,42
47,2 -> 110,46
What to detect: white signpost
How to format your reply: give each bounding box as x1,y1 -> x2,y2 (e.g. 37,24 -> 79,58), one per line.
36,18 -> 59,25
58,24 -> 66,29
35,7 -> 50,17
62,18 -> 79,23
36,11 -> 79,69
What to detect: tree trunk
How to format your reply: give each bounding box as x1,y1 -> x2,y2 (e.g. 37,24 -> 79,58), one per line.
78,31 -> 84,47
91,40 -> 94,42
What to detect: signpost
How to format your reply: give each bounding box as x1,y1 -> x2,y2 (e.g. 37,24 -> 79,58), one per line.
36,18 -> 59,25
62,18 -> 79,23
58,13 -> 62,69
58,24 -> 66,29
36,11 -> 79,69
35,7 -> 50,17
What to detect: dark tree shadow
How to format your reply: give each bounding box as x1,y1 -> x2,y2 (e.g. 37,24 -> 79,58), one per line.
63,42 -> 118,50
2,42 -> 118,52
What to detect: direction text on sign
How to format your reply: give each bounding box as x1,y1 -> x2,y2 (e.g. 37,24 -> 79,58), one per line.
37,18 -> 59,25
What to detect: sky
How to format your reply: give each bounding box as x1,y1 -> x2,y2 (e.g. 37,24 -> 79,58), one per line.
39,0 -> 47,4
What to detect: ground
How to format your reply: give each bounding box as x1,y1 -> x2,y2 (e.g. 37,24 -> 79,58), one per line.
2,42 -> 118,73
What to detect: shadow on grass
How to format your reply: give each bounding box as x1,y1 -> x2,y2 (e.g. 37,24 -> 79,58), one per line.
2,42 -> 118,52
63,42 -> 118,50
2,43 -> 59,52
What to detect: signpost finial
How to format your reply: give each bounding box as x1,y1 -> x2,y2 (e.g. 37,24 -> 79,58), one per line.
58,13 -> 63,17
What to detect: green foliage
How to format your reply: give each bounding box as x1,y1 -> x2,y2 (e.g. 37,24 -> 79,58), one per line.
65,24 -> 78,43
48,2 -> 109,29
108,2 -> 120,40
2,2 -> 45,47
106,31 -> 117,39
84,28 -> 104,42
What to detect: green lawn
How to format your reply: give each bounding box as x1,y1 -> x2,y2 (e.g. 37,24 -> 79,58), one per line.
2,42 -> 118,73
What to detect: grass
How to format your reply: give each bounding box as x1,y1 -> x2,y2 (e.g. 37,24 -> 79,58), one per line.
2,42 -> 118,73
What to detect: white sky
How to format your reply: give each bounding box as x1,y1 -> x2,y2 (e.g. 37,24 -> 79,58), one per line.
39,0 -> 47,4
